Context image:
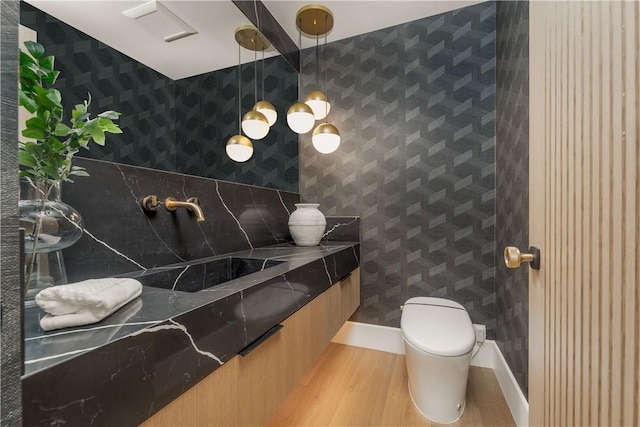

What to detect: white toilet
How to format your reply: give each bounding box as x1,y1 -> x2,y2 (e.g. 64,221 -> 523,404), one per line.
400,297 -> 476,424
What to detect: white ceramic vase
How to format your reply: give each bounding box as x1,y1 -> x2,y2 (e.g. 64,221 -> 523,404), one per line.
288,203 -> 326,246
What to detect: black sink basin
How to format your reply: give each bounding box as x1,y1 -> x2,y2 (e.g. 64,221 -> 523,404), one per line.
138,257 -> 283,293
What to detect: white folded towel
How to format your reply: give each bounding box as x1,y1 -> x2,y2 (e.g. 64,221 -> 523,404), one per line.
35,278 -> 142,331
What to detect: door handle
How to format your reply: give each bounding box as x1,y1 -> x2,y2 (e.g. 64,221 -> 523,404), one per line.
504,246 -> 541,270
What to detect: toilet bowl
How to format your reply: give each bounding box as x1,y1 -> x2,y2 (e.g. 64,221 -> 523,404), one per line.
401,297 -> 476,424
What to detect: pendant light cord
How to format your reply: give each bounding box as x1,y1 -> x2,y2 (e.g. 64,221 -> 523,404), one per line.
238,41 -> 242,134
316,34 -> 320,89
298,20 -> 302,101
254,34 -> 258,106
261,49 -> 265,100
324,14 -> 328,123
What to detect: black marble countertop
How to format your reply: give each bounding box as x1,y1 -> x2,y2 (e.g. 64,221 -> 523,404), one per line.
23,241 -> 360,427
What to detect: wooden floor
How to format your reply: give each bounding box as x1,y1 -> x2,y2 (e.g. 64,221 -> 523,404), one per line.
267,343 -> 515,427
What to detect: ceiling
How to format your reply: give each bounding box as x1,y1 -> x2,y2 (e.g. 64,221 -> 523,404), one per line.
24,0 -> 484,80
263,1 -> 484,48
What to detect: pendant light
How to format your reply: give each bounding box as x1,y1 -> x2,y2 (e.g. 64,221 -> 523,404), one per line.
299,5 -> 340,154
298,5 -> 333,121
254,49 -> 277,126
236,25 -> 269,140
226,29 -> 253,163
286,11 -> 315,134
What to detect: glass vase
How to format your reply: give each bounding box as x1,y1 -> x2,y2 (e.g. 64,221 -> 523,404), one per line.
19,178 -> 84,299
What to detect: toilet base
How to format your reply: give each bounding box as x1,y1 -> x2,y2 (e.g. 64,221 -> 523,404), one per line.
407,381 -> 466,424
404,340 -> 472,424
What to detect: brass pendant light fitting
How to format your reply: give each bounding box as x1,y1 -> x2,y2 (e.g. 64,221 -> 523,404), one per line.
296,4 -> 334,36
294,4 -> 340,153
236,25 -> 271,139
297,5 -> 333,121
226,26 -> 258,162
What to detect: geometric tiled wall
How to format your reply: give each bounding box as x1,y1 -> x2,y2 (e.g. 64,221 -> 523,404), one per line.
175,56 -> 298,191
20,2 -> 299,192
495,0 -> 529,397
19,2 -> 177,171
300,2 -> 497,336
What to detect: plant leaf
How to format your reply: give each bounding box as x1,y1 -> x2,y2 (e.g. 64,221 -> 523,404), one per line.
41,70 -> 60,85
89,128 -> 106,145
98,110 -> 120,120
19,50 -> 36,67
39,55 -> 54,71
18,151 -> 38,167
45,89 -> 63,109
25,116 -> 47,130
18,91 -> 38,113
54,123 -> 71,137
22,128 -> 45,139
24,41 -> 44,59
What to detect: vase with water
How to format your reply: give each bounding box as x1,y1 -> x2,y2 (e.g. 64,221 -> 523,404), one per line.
19,178 -> 84,299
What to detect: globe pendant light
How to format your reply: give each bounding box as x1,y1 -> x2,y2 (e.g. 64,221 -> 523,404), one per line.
241,109 -> 269,140
236,25 -> 269,140
227,28 -> 253,163
286,10 -> 316,134
226,134 -> 253,162
297,5 -> 333,121
302,5 -> 340,154
305,89 -> 330,120
287,102 -> 315,134
312,123 -> 340,154
255,100 -> 277,126
254,49 -> 277,126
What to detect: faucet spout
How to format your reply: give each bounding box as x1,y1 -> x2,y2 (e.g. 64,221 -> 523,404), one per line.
164,197 -> 205,222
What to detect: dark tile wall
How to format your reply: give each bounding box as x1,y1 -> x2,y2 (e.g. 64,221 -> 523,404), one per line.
20,2 -> 176,171
174,55 -> 298,191
1,2 -> 23,424
20,2 -> 299,192
300,2 -> 497,335
61,158 -> 299,282
495,0 -> 529,397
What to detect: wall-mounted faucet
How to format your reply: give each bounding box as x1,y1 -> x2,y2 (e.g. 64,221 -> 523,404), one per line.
141,195 -> 205,222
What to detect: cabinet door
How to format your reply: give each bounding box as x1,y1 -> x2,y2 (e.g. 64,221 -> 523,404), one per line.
142,268 -> 361,427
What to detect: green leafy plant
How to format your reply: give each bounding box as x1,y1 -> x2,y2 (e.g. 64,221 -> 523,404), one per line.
18,41 -> 122,185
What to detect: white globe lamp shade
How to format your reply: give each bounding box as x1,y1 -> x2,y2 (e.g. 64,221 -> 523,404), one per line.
241,110 -> 269,140
226,135 -> 253,162
254,101 -> 277,126
312,123 -> 341,154
286,102 -> 315,134
304,90 -> 331,120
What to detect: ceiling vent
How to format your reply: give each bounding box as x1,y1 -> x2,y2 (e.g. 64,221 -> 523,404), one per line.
122,0 -> 197,43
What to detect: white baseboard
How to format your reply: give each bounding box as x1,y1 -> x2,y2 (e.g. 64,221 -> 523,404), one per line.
332,321 -> 529,427
331,320 -> 405,354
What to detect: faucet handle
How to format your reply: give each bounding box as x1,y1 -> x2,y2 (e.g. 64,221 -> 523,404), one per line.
186,197 -> 200,206
141,195 -> 159,211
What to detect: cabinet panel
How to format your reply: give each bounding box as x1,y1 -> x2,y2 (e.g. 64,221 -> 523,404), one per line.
142,268 -> 360,427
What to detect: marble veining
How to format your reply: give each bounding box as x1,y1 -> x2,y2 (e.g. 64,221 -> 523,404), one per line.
61,158 -> 299,282
215,180 -> 254,249
322,216 -> 359,239
23,242 -> 359,427
117,164 -> 187,263
130,319 -> 224,365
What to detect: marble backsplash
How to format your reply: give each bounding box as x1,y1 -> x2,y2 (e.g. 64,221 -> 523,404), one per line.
60,158 -> 300,282
58,159 -> 360,283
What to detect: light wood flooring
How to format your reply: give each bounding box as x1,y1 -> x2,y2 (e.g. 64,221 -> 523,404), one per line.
267,343 -> 515,427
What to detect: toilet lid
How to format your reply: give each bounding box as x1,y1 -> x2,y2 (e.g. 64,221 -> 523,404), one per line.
401,297 -> 475,357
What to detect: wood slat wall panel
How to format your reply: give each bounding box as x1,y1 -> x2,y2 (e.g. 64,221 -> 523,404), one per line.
529,2 -> 639,425
588,3 -> 602,425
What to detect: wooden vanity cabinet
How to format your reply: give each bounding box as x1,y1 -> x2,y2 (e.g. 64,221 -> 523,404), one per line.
141,268 -> 360,427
